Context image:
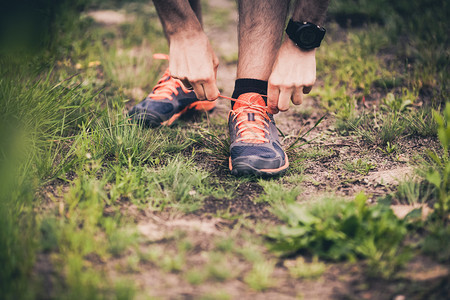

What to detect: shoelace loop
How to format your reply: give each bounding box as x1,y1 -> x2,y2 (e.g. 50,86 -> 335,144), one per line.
224,93 -> 270,144
148,54 -> 191,101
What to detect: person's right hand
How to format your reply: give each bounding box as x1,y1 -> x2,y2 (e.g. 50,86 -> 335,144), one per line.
169,31 -> 220,101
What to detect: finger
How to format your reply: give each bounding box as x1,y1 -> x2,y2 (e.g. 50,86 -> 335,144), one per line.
303,86 -> 313,94
267,84 -> 280,114
213,56 -> 219,79
278,88 -> 292,111
181,79 -> 193,90
292,88 -> 303,105
191,82 -> 206,100
202,82 -> 220,101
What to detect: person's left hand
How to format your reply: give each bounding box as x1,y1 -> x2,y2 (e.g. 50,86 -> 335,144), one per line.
267,38 -> 317,114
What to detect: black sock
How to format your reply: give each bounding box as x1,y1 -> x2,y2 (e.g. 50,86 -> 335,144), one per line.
231,78 -> 268,109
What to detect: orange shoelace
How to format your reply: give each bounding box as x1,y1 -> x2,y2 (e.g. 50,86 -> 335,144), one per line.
148,54 -> 192,101
220,93 -> 270,144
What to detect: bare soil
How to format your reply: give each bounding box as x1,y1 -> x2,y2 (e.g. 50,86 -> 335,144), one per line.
36,2 -> 448,299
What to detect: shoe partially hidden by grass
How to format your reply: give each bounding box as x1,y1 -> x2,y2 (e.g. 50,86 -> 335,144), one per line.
228,92 -> 289,177
128,54 -> 215,127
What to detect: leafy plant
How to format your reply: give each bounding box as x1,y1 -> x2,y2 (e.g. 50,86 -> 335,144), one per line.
343,158 -> 376,175
422,224 -> 450,262
381,91 -> 414,113
425,104 -> 450,222
269,193 -> 410,278
378,141 -> 398,155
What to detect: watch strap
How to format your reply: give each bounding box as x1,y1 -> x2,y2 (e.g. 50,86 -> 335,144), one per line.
285,19 -> 299,40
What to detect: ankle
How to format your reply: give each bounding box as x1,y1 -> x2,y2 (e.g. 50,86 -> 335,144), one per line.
231,79 -> 268,109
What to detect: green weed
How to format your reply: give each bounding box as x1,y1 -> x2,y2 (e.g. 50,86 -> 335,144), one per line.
284,256 -> 326,279
191,128 -> 230,163
199,291 -> 231,300
343,158 -> 376,175
214,237 -> 235,253
244,260 -> 276,291
235,242 -> 265,263
404,107 -> 438,138
392,179 -> 434,206
206,252 -> 237,282
256,179 -> 301,203
422,224 -> 450,262
103,219 -> 138,256
378,141 -> 398,156
114,279 -> 137,300
285,115 -> 326,152
159,252 -> 186,273
424,104 -> 450,222
185,268 -> 207,285
269,193 -> 411,278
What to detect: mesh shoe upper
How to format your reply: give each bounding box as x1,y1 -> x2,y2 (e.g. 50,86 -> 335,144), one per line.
128,54 -> 215,127
228,93 -> 288,176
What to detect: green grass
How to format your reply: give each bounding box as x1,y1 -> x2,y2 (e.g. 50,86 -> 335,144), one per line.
0,0 -> 448,298
284,256 -> 326,280
244,260 -> 276,291
256,179 -> 302,203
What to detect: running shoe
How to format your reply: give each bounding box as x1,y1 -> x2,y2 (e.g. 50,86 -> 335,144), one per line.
128,54 -> 215,127
228,92 -> 289,176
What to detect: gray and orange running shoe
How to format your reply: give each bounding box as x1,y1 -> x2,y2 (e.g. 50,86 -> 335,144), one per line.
228,92 -> 289,176
129,54 -> 215,127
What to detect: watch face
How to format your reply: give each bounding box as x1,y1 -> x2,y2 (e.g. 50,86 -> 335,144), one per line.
286,20 -> 326,50
297,26 -> 318,48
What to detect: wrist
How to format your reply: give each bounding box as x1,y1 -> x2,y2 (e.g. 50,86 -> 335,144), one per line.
163,16 -> 203,39
284,19 -> 326,51
283,38 -> 316,55
168,25 -> 204,43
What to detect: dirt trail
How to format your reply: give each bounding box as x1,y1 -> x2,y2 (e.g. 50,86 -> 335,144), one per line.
204,0 -> 423,203
82,2 -> 448,299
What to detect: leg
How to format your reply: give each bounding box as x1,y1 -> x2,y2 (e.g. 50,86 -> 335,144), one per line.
128,0 -> 216,127
189,0 -> 203,25
236,0 -> 289,80
227,0 -> 290,177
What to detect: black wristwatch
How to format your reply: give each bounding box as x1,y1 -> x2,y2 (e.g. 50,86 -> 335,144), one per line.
285,19 -> 326,50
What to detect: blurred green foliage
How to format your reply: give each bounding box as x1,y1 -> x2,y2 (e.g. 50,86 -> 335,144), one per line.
0,0 -> 87,55
269,193 -> 411,278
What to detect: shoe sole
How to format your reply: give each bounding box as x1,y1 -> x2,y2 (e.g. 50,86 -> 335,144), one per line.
228,153 -> 289,177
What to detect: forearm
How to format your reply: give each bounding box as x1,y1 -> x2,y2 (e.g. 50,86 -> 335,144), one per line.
291,0 -> 329,25
152,0 -> 202,39
267,0 -> 329,113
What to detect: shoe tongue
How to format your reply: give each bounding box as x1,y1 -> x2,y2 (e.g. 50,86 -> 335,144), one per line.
234,93 -> 265,109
